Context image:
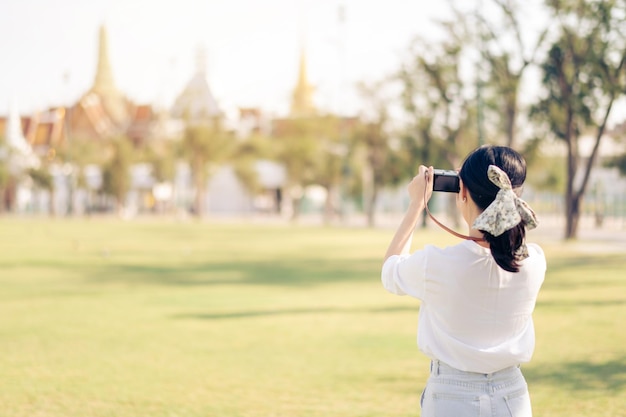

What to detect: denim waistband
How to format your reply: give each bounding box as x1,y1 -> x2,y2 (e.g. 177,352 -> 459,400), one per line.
430,360 -> 520,379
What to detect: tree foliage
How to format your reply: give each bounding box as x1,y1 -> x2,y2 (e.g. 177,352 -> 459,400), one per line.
230,133 -> 272,195
101,137 -> 134,212
349,81 -> 400,227
27,167 -> 53,190
139,140 -> 177,184
272,116 -> 345,220
399,30 -> 479,172
532,0 -> 626,239
476,0 -> 549,147
181,120 -> 235,216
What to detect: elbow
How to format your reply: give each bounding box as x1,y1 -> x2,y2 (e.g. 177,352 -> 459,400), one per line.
381,256 -> 401,294
381,255 -> 415,297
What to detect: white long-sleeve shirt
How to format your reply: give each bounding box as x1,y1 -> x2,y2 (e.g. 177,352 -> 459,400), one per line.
382,240 -> 546,374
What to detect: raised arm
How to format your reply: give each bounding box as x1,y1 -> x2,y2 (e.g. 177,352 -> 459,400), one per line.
383,165 -> 433,262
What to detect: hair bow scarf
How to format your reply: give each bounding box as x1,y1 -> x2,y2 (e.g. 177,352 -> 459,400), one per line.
472,165 -> 538,246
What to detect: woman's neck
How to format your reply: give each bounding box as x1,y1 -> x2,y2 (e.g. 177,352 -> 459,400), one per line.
466,202 -> 490,247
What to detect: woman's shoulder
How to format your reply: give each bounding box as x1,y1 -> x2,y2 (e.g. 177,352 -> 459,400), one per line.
526,242 -> 545,258
523,242 -> 547,271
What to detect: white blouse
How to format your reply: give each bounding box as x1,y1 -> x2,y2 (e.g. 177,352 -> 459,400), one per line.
382,240 -> 546,374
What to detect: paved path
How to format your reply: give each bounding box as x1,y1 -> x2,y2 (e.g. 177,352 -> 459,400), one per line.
523,214 -> 625,254
206,211 -> 626,254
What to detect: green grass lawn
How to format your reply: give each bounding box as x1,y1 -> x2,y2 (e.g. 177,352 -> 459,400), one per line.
0,218 -> 625,416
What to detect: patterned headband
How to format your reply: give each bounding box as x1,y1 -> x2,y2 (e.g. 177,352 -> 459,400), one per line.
472,165 -> 538,238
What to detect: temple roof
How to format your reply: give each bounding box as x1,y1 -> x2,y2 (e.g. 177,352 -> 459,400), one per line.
171,48 -> 221,123
171,72 -> 221,122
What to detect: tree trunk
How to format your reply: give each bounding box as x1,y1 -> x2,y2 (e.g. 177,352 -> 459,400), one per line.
194,179 -> 205,217
290,196 -> 302,222
49,188 -> 56,217
563,95 -> 614,240
323,185 -> 335,225
66,180 -> 74,216
505,103 -> 516,148
563,103 -> 578,239
5,179 -> 16,212
361,161 -> 377,228
192,159 -> 205,217
366,184 -> 378,228
565,193 -> 581,240
116,190 -> 126,218
564,154 -> 579,239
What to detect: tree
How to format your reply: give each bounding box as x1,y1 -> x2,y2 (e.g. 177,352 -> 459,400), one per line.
101,137 -> 134,214
399,29 -> 481,226
229,133 -> 269,198
28,166 -> 54,215
272,117 -> 323,220
136,138 -> 178,213
180,120 -> 235,216
143,140 -> 176,185
0,164 -> 7,213
351,81 -> 399,227
312,115 -> 353,224
606,153 -> 626,177
401,30 -> 479,170
56,136 -> 107,215
532,0 -> 626,239
0,136 -> 8,213
476,0 -> 549,147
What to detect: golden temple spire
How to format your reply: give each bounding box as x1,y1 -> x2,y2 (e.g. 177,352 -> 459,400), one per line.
290,48 -> 316,117
88,24 -> 129,126
91,25 -> 117,96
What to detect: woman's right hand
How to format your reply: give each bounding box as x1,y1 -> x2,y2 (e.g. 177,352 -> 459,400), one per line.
408,165 -> 434,206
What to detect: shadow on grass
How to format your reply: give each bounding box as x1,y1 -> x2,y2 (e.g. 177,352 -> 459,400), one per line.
525,356 -> 626,393
175,305 -> 416,320
85,258 -> 382,287
87,254 -> 626,291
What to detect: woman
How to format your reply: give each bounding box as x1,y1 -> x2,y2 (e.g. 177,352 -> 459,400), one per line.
381,145 -> 546,417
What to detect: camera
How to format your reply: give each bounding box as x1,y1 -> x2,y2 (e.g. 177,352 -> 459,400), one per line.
432,169 -> 460,193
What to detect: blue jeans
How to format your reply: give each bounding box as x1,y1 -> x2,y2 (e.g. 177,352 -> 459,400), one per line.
420,360 -> 532,417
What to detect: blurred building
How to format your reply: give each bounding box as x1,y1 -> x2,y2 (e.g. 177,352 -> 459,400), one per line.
0,25 -> 163,214
171,47 -> 221,124
0,101 -> 40,211
1,25 -> 161,154
169,48 -> 285,215
67,25 -> 160,145
0,106 -> 66,154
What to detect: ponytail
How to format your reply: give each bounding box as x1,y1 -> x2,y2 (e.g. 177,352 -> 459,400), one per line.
482,223 -> 526,273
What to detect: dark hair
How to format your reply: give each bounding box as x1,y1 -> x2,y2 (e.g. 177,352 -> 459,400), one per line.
458,145 -> 528,272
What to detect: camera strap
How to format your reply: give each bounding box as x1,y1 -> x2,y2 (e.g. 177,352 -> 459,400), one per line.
424,172 -> 486,242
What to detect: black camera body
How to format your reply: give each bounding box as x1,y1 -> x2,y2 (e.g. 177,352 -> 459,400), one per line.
432,169 -> 460,193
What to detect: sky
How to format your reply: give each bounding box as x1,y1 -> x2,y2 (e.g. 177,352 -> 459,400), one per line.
0,0 -> 457,118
